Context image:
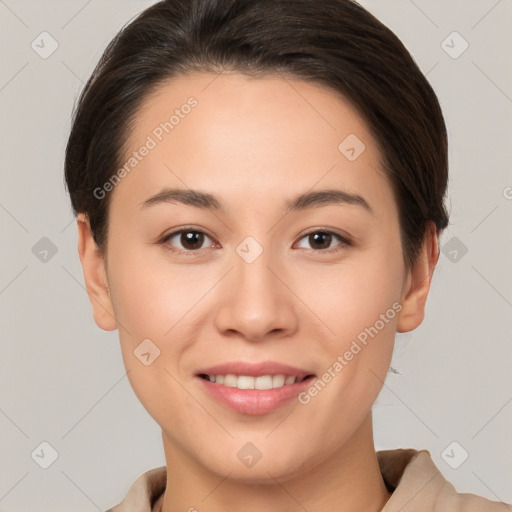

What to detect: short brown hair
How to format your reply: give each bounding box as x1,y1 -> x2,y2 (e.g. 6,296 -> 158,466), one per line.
64,0 -> 449,269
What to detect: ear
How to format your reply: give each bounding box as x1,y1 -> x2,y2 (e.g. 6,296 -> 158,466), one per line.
396,221 -> 440,333
76,213 -> 117,331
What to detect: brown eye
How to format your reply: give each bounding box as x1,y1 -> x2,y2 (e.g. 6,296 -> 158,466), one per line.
308,232 -> 332,250
163,229 -> 214,252
296,230 -> 351,252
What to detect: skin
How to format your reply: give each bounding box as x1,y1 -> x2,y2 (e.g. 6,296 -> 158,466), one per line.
77,71 -> 439,512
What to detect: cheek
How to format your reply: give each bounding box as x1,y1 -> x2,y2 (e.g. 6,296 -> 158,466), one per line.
295,242 -> 404,344
106,242 -> 217,384
293,237 -> 403,412
297,255 -> 402,440
106,247 -> 198,424
107,242 -> 190,338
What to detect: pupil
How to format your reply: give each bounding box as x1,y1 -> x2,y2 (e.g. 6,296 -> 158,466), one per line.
310,232 -> 331,250
182,231 -> 203,250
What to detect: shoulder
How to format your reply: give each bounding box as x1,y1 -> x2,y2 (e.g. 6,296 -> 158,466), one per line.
377,448 -> 510,512
442,490 -> 512,512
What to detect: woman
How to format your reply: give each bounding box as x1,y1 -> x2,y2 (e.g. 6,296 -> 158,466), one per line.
64,0 -> 510,510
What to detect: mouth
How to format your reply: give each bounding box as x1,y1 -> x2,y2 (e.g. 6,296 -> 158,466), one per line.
194,361 -> 317,414
196,372 -> 317,415
197,373 -> 316,390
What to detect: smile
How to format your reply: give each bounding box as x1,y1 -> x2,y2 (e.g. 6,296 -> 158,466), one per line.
198,373 -> 313,390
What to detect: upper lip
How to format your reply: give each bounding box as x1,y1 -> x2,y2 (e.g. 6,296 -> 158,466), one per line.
196,361 -> 315,379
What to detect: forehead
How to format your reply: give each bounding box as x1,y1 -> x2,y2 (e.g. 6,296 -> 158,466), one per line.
112,71 -> 394,218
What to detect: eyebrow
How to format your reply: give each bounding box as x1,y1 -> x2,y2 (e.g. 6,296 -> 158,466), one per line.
140,187 -> 373,214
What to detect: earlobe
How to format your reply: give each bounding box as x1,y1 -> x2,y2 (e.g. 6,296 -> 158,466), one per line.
396,222 -> 440,333
76,214 -> 118,331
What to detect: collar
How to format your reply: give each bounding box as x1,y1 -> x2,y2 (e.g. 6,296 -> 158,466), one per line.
106,448 -> 506,511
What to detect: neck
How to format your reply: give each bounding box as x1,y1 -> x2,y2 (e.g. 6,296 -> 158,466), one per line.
159,413 -> 391,512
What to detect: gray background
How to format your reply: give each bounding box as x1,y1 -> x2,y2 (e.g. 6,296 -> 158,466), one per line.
1,0 -> 511,510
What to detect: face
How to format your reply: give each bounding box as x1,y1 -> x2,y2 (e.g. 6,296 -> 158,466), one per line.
79,71 -> 434,483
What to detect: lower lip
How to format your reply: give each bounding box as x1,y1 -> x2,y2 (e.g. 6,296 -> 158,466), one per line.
196,375 -> 316,415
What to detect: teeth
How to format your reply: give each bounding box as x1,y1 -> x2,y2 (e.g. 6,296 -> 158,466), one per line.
205,374 -> 301,389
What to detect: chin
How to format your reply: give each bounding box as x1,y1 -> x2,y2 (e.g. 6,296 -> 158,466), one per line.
204,445 -> 315,484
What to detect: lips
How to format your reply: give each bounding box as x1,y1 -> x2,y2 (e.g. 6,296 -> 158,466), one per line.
196,364 -> 317,415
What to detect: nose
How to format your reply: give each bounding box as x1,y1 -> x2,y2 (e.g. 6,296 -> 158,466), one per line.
213,246 -> 298,343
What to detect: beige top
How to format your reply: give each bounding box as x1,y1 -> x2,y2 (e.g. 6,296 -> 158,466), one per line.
106,448 -> 510,511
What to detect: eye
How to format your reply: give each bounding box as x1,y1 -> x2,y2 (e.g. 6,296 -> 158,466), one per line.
295,230 -> 351,253
162,228 -> 217,253
160,228 -> 351,254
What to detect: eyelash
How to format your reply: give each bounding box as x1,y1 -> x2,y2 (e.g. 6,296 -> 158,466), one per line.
160,227 -> 352,255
